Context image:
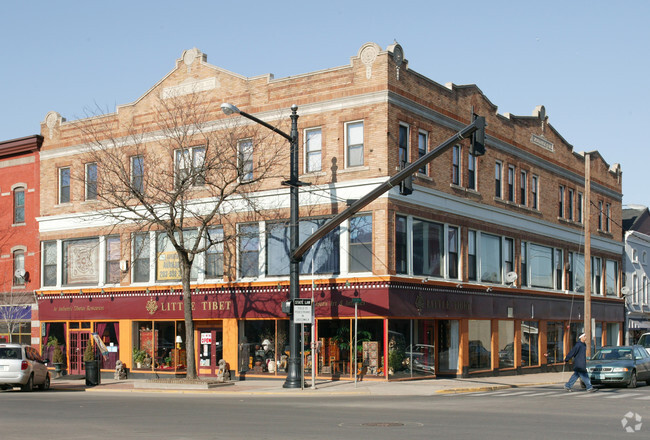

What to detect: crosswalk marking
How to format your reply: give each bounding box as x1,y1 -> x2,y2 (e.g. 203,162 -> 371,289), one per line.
493,391 -> 534,397
603,393 -> 638,399
445,388 -> 650,400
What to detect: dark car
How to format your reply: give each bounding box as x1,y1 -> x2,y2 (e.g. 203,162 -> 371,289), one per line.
587,345 -> 650,388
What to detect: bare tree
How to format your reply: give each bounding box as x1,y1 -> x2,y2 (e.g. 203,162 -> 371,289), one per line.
75,89 -> 288,379
0,290 -> 33,343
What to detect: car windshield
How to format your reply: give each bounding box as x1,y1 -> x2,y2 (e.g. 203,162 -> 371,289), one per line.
592,348 -> 633,360
0,347 -> 21,359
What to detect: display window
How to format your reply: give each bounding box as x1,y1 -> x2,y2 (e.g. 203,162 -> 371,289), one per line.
546,321 -> 564,364
132,320 -> 186,371
388,319 -> 436,379
238,320 -> 289,375
498,320 -> 515,369
521,321 -> 539,366
468,320 -> 491,371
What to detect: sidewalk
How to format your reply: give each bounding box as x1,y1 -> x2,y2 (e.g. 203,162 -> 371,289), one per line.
51,371 -> 569,396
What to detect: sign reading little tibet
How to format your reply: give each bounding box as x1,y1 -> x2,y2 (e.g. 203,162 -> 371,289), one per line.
530,134 -> 554,152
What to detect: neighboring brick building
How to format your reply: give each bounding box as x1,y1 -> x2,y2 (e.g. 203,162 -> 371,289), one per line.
622,205 -> 650,343
0,135 -> 42,345
36,43 -> 623,379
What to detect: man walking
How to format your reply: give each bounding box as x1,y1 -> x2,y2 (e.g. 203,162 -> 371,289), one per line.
564,333 -> 597,392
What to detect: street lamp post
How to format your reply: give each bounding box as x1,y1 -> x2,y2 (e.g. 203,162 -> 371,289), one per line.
221,103 -> 303,388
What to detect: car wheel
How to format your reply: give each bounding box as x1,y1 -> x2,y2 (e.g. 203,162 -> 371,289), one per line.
38,374 -> 51,391
627,371 -> 637,388
21,375 -> 33,392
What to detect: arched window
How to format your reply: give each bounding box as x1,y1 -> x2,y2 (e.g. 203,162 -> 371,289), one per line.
13,187 -> 25,224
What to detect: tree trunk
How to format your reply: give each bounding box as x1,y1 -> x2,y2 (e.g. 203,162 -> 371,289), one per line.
180,254 -> 197,379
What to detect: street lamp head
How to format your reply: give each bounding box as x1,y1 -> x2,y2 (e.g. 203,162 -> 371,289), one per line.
221,103 -> 240,116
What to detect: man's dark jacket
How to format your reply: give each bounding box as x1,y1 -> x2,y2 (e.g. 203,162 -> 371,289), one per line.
565,340 -> 587,371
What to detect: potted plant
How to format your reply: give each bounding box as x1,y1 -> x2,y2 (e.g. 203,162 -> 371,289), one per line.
52,341 -> 64,378
132,347 -> 146,369
84,340 -> 99,386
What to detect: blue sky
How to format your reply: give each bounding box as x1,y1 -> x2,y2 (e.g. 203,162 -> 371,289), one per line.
2,1 -> 649,207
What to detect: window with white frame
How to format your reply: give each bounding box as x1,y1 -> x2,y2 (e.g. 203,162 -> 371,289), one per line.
133,233 -> 150,283
644,275 -> 648,304
156,231 -> 198,281
605,259 -> 618,296
452,145 -> 460,185
504,238 -> 514,275
395,215 -> 408,274
633,273 -> 639,303
480,233 -> 502,284
13,187 -> 25,224
467,153 -> 476,190
42,241 -> 57,287
448,226 -> 459,279
507,166 -> 515,202
131,155 -> 144,195
349,214 -> 372,273
346,121 -> 364,167
531,175 -> 539,209
529,243 -> 554,289
239,223 -> 260,278
105,236 -> 120,284
398,123 -> 409,167
238,139 -> 253,182
520,171 -> 527,206
85,162 -> 98,200
495,162 -> 502,198
175,146 -> 206,187
418,131 -> 428,174
413,218 -> 444,278
59,167 -> 70,204
305,128 -> 322,173
206,227 -> 224,279
13,250 -> 25,286
572,252 -> 585,293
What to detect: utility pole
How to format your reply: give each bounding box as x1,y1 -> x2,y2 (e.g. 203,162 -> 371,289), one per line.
584,152 -> 592,356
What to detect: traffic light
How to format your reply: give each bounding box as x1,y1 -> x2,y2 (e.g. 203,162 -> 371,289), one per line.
469,114 -> 486,157
399,174 -> 413,195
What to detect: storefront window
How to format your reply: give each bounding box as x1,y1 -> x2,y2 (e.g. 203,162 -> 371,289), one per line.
132,321 -> 186,371
521,321 -> 539,366
469,320 -> 491,371
238,320 -> 289,375
546,321 -> 564,364
96,322 -> 119,369
498,321 -> 514,369
388,319 -> 436,379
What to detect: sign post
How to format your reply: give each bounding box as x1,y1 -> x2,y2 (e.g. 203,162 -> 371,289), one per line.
351,298 -> 362,388
293,299 -> 312,389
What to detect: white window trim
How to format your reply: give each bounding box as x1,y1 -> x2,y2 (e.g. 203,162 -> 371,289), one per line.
344,120 -> 365,169
237,139 -> 254,182
495,160 -> 503,199
303,127 -> 322,174
58,166 -> 70,205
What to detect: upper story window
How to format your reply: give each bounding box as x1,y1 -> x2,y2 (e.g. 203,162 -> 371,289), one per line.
468,230 -> 477,281
418,131 -> 428,174
398,123 -> 409,167
304,128 -> 322,173
567,189 -> 574,221
479,232 -> 502,284
176,146 -> 206,187
520,241 -> 528,287
349,214 -> 372,273
504,237 -> 514,275
495,161 -> 502,198
605,259 -> 618,296
133,233 -> 150,283
396,215 -> 408,275
598,201 -> 604,230
156,230 -> 198,282
555,249 -> 563,290
239,223 -> 260,278
452,145 -> 460,185
558,185 -> 565,218
206,227 -> 224,279
448,226 -> 459,280
105,236 -> 121,284
467,153 -> 476,190
520,171 -> 527,206
577,192 -> 584,223
507,166 -> 515,202
63,238 -> 99,285
531,175 -> 539,210
131,156 -> 144,195
42,241 -> 57,287
59,167 -> 70,204
237,140 -> 253,182
643,251 -> 647,264
13,250 -> 25,286
633,273 -> 639,303
85,162 -> 98,200
13,187 -> 25,224
346,121 -> 364,167
605,203 -> 611,232
592,256 -> 602,294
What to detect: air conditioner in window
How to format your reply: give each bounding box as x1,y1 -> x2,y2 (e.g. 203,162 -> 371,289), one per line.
119,260 -> 128,272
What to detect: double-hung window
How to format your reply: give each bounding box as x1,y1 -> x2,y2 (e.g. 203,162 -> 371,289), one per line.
131,156 -> 144,195
206,227 -> 224,279
412,219 -> 444,278
468,230 -> 477,281
305,128 -> 322,173
452,146 -> 460,185
577,192 -> 584,223
239,224 -> 260,278
567,189 -> 574,221
606,203 -> 611,232
398,124 -> 409,168
13,187 -> 25,224
396,215 -> 408,275
105,236 -> 121,284
605,260 -> 618,296
349,214 -> 372,272
238,139 -> 254,182
495,162 -> 502,198
520,242 -> 528,286
13,250 -> 25,286
467,153 -> 476,190
592,257 -> 602,294
448,226 -> 459,279
418,131 -> 428,174
85,162 -> 98,200
480,233 -> 502,283
59,167 -> 70,204
133,233 -> 150,283
346,121 -> 364,167
507,166 -> 515,202
520,171 -> 527,206
176,146 -> 206,187
558,186 -> 565,218
42,241 -> 57,287
598,201 -> 604,230
531,176 -> 539,209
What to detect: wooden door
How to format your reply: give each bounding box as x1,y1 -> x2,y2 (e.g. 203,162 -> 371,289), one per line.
69,332 -> 91,375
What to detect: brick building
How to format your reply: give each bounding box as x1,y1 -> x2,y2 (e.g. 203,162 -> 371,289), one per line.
36,43 -> 623,379
0,135 -> 42,344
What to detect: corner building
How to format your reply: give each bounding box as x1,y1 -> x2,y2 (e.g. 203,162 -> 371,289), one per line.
36,43 -> 624,380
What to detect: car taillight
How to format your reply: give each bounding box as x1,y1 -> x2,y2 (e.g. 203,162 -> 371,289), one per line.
21,360 -> 29,370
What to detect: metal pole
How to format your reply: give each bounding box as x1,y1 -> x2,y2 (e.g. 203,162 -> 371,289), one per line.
301,323 -> 304,391
284,105 -> 302,388
354,302 -> 358,387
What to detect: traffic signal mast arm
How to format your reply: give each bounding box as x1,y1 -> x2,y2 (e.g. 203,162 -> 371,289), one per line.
292,115 -> 486,262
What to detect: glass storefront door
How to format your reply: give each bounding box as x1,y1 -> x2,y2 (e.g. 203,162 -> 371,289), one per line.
198,328 -> 223,376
